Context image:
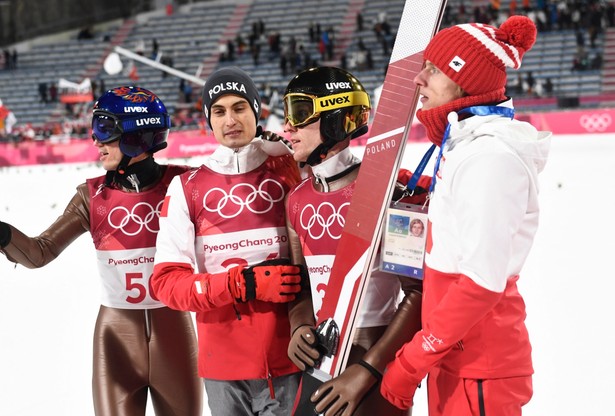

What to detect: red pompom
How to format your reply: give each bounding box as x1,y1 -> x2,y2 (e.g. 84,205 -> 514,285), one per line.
498,15 -> 537,52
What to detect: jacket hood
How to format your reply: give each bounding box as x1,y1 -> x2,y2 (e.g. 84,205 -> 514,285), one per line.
205,141 -> 268,174
449,100 -> 551,177
204,134 -> 293,174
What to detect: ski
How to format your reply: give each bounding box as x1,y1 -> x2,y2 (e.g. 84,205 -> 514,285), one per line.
293,0 -> 448,414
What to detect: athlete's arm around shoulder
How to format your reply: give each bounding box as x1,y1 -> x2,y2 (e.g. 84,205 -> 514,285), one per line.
151,172 -> 235,312
0,183 -> 90,268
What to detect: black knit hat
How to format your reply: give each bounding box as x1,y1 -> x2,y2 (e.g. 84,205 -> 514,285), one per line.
202,66 -> 262,128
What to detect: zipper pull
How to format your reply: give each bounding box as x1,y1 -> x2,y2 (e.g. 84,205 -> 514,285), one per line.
233,304 -> 242,320
267,373 -> 275,399
127,174 -> 141,192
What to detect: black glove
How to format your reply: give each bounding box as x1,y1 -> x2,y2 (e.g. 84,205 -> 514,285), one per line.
261,130 -> 293,152
0,221 -> 11,248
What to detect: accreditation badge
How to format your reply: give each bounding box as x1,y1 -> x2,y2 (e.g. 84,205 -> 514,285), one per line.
379,202 -> 428,279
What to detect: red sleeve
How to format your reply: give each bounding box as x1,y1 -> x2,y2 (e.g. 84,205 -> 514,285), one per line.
392,274 -> 502,383
151,262 -> 235,312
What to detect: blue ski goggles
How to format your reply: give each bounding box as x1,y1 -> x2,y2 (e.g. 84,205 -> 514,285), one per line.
92,111 -> 170,157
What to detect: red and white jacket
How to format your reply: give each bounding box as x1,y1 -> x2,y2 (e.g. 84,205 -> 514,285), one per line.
152,140 -> 301,380
394,100 -> 552,381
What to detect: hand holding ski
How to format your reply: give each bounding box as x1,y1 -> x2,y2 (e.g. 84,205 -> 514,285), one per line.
288,325 -> 321,370
310,362 -> 379,416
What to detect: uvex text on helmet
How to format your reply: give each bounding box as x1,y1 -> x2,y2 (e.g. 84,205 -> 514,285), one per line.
283,66 -> 371,144
92,86 -> 170,157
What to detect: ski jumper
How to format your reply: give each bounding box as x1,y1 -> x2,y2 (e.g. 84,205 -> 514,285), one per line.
0,164 -> 202,416
152,143 -> 302,383
286,148 -> 424,416
286,173 -> 401,330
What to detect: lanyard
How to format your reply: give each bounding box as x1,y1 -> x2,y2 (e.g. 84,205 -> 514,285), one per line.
402,105 -> 515,195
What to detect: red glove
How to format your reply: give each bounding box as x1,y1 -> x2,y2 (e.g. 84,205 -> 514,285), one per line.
380,348 -> 420,410
228,258 -> 304,303
394,168 -> 432,205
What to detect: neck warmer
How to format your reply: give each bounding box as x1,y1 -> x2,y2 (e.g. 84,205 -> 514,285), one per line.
311,147 -> 360,178
311,147 -> 361,192
106,157 -> 161,192
416,89 -> 507,146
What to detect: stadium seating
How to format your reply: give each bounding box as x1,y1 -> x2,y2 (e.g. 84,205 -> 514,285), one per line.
0,0 -> 609,133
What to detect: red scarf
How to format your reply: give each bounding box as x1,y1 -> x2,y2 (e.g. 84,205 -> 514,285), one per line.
416,89 -> 507,146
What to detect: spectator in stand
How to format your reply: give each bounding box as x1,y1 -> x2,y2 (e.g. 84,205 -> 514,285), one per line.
11,49 -> 17,69
183,82 -> 193,104
509,0 -> 517,16
38,82 -> 49,103
49,82 -> 58,102
571,4 -> 581,31
0,98 -> 17,140
544,77 -> 554,96
590,53 -> 603,70
607,2 -> 615,28
77,26 -> 94,40
308,22 -> 315,43
571,52 -> 589,71
160,53 -> 174,78
98,79 -> 106,98
251,42 -> 261,66
227,39 -> 235,61
3,49 -> 11,70
135,39 -> 145,56
525,71 -> 536,96
152,38 -> 159,60
575,29 -> 585,57
235,34 -> 246,55
280,48 -> 288,76
508,73 -> 524,96
588,3 -> 603,48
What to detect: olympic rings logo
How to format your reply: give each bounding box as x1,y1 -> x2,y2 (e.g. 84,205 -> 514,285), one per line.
108,201 -> 163,236
203,179 -> 285,219
300,202 -> 349,240
579,113 -> 612,132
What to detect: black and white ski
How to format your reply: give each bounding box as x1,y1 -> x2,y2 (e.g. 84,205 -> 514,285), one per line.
293,1 -> 448,414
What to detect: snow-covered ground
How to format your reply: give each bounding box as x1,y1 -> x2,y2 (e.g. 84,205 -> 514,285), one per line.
1,134 -> 614,415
